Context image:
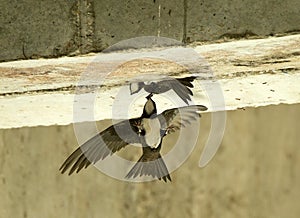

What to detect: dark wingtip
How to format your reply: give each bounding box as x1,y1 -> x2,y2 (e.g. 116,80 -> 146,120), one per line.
177,76 -> 198,88
198,105 -> 208,111
161,174 -> 172,183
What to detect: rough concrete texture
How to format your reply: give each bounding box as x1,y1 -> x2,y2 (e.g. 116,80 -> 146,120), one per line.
0,35 -> 299,128
93,0 -> 186,47
0,104 -> 299,217
187,0 -> 300,41
1,0 -> 300,61
0,0 -> 78,61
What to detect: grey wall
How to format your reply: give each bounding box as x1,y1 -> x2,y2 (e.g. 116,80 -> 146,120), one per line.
1,0 -> 300,62
0,103 -> 299,218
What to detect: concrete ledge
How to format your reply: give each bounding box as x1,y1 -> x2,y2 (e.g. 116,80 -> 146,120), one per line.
0,35 -> 299,129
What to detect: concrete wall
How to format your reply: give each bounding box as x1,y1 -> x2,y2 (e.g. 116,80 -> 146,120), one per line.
1,0 -> 300,62
1,103 -> 299,218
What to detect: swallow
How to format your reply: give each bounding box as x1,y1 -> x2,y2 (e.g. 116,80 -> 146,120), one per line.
129,76 -> 197,104
59,93 -> 207,178
125,94 -> 207,182
59,94 -> 155,175
125,129 -> 172,182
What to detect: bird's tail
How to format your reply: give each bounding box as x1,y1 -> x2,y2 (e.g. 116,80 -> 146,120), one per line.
125,151 -> 171,182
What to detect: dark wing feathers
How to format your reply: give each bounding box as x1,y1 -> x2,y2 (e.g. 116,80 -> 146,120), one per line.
168,78 -> 196,104
60,92 -> 207,180
60,119 -> 141,175
59,148 -> 82,174
148,76 -> 196,104
126,103 -> 207,182
169,82 -> 192,104
177,76 -> 197,88
158,105 -> 207,133
173,76 -> 197,103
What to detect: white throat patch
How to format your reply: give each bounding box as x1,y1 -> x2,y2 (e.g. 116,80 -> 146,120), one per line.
142,117 -> 162,148
144,100 -> 155,115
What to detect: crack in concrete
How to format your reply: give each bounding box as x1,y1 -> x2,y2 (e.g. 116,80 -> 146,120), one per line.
1,67 -> 298,97
218,67 -> 300,79
0,85 -> 77,97
78,0 -> 96,53
182,0 -> 188,43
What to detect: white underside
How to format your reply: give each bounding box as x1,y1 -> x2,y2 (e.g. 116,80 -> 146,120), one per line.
142,117 -> 162,148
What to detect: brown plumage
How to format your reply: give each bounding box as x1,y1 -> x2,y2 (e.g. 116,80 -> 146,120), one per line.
59,94 -> 207,181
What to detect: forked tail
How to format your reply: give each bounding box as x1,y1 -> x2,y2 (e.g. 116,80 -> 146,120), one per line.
125,149 -> 171,182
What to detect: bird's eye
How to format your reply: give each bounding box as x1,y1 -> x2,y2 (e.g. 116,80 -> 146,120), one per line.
139,129 -> 146,136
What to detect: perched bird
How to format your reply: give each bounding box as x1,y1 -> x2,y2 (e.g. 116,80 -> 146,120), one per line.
129,76 -> 197,104
59,93 -> 207,181
125,129 -> 172,182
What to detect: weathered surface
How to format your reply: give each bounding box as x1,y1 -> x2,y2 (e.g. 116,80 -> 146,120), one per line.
196,34 -> 300,77
1,0 -> 300,61
0,0 -> 78,61
187,0 -> 300,41
0,35 -> 299,129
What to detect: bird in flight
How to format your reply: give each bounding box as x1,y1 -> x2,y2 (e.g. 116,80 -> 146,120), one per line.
59,93 -> 207,182
129,76 -> 197,104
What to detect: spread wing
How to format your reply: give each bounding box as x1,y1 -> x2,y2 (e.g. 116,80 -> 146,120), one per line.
138,76 -> 196,104
168,80 -> 193,104
158,105 -> 207,133
177,76 -> 196,88
59,118 -> 141,175
156,77 -> 196,104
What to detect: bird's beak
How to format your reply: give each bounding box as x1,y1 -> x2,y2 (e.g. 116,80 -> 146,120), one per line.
146,93 -> 153,99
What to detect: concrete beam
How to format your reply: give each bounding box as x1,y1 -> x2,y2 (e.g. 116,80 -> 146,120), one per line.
0,35 -> 299,129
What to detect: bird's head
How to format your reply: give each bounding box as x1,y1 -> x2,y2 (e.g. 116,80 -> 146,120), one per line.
142,93 -> 157,118
129,82 -> 145,95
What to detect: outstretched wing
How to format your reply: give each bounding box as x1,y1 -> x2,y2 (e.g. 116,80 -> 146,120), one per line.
60,118 -> 141,175
137,76 -> 196,104
177,76 -> 196,88
158,105 -> 208,133
168,80 -> 193,104
156,77 -> 196,104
